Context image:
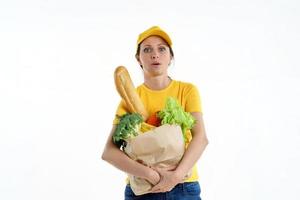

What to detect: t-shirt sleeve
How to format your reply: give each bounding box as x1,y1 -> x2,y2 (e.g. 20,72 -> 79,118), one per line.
112,99 -> 129,125
185,84 -> 203,113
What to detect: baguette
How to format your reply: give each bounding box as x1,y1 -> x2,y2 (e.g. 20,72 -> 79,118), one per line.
114,66 -> 149,121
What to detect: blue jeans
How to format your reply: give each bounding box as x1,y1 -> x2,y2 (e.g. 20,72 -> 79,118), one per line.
124,181 -> 201,200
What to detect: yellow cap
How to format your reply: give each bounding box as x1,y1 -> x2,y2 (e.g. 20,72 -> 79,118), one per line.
137,26 -> 172,48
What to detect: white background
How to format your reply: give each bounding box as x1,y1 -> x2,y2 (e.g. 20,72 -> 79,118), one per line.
0,0 -> 299,199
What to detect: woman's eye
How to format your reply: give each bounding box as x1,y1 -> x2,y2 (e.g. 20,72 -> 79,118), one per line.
159,46 -> 166,52
143,47 -> 152,53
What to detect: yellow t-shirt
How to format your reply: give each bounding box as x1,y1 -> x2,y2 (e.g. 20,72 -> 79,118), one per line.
113,80 -> 202,182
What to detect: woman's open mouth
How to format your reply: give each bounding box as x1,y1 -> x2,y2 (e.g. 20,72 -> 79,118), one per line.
151,62 -> 161,66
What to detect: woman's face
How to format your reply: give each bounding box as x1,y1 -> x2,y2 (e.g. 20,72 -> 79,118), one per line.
137,36 -> 172,77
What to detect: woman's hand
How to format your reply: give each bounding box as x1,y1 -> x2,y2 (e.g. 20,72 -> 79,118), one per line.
145,168 -> 161,185
150,166 -> 183,193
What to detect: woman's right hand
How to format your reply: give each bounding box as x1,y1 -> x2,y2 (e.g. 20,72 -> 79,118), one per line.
146,168 -> 160,185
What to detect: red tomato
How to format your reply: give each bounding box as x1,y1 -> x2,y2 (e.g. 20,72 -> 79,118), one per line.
146,112 -> 161,127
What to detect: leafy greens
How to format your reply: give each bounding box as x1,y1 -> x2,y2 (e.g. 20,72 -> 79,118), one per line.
158,97 -> 196,142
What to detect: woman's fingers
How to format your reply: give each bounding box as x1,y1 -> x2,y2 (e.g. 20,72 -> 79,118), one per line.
151,164 -> 177,173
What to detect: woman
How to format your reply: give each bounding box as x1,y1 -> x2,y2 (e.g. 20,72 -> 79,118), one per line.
102,26 -> 209,200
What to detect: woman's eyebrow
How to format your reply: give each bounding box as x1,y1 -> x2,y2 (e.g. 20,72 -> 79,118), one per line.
142,44 -> 151,47
142,43 -> 167,47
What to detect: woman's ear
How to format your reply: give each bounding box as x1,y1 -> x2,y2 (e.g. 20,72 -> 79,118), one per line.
135,54 -> 141,65
135,54 -> 143,68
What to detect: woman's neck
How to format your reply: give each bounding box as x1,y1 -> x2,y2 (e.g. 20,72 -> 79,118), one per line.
143,75 -> 172,90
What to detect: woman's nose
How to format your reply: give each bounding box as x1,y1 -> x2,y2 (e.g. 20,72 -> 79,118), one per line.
151,51 -> 159,59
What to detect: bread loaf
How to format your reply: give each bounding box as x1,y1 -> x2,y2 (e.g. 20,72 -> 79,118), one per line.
114,66 -> 149,121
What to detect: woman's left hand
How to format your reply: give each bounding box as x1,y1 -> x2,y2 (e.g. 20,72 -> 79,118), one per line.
150,166 -> 183,193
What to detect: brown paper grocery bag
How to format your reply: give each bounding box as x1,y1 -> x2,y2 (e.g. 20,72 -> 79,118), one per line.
124,124 -> 190,195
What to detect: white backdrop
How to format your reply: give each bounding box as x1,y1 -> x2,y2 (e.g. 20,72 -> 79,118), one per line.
0,0 -> 299,199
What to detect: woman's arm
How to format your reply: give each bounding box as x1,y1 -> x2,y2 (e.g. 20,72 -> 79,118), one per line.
151,112 -> 208,192
101,125 -> 160,185
174,112 -> 209,177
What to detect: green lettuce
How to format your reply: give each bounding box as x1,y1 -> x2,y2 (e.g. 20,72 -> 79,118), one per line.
158,97 -> 196,142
